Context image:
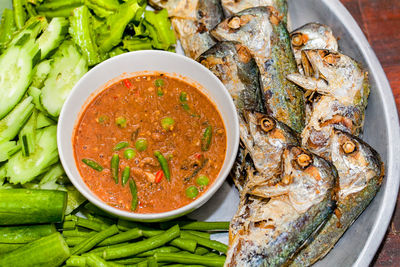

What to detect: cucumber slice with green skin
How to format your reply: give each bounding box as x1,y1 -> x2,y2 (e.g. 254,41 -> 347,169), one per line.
0,17 -> 44,120
0,189 -> 67,225
7,125 -> 59,185
28,87 -> 46,112
36,111 -> 55,128
0,224 -> 56,244
40,40 -> 88,117
0,243 -> 23,255
39,163 -> 65,185
0,232 -> 70,266
37,17 -> 69,59
0,96 -> 34,143
0,141 -> 20,162
19,109 -> 38,157
32,59 -> 52,88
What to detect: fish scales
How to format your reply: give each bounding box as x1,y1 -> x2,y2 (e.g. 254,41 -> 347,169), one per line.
289,129 -> 384,266
211,7 -> 305,133
149,0 -> 224,59
226,146 -> 337,267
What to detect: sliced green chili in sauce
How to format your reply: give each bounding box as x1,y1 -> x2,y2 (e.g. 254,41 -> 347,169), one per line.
82,159 -> 103,171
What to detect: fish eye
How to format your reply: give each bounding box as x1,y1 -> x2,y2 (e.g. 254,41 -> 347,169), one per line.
291,33 -> 304,47
342,140 -> 356,154
227,17 -> 241,29
296,153 -> 312,168
259,117 -> 276,132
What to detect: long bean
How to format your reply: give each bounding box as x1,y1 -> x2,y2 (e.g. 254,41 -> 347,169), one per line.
66,255 -> 87,266
142,229 -> 197,253
122,166 -> 130,186
63,221 -> 76,230
201,125 -> 212,151
86,253 -> 109,267
66,236 -> 88,246
113,257 -> 147,265
84,202 -> 115,219
72,224 -> 119,255
153,253 -> 225,267
136,246 -> 180,257
12,0 -> 26,29
82,158 -> 104,171
111,154 -> 119,184
194,247 -> 209,255
138,260 -> 148,267
0,243 -> 23,255
103,225 -> 180,260
129,179 -> 138,211
90,242 -> 130,253
97,228 -> 142,246
184,230 -> 211,239
147,256 -> 157,267
63,229 -> 96,238
154,151 -> 170,181
70,215 -> 109,231
180,232 -> 228,254
117,219 -> 148,231
159,221 -> 229,231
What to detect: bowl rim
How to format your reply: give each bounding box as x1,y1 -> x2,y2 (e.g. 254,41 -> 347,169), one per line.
326,0 -> 400,266
57,50 -> 240,221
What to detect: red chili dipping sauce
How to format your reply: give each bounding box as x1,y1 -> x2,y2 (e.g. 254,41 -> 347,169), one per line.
73,73 -> 227,213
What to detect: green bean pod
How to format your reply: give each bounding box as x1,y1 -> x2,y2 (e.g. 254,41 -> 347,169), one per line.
201,125 -> 212,151
82,158 -> 104,171
154,150 -> 170,181
122,166 -> 130,186
72,224 -> 119,255
97,228 -> 142,247
111,154 -> 119,184
129,179 -> 138,211
153,252 -> 225,267
180,232 -> 228,254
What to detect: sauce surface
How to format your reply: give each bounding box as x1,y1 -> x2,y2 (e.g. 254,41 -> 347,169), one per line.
74,73 -> 226,213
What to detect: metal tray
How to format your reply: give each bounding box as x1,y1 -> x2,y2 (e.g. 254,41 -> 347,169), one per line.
1,0 -> 399,266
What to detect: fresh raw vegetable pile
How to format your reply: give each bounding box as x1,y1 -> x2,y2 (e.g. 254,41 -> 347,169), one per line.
0,1 -> 229,266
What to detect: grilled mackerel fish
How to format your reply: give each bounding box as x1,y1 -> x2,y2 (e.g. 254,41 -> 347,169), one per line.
290,23 -> 338,74
198,41 -> 266,191
226,146 -> 337,267
287,49 -> 370,155
290,129 -> 384,266
211,7 -> 305,133
149,0 -> 224,59
220,0 -> 288,24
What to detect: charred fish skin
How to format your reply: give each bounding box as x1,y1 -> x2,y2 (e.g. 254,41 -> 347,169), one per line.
220,0 -> 288,24
287,49 -> 370,152
149,0 -> 225,59
290,23 -> 338,74
211,7 -> 305,133
290,129 -> 384,266
226,146 -> 337,267
197,41 -> 265,114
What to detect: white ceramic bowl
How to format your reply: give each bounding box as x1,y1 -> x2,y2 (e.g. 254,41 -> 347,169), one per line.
58,50 -> 240,222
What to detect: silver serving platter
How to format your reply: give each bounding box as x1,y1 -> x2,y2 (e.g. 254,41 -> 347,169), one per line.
1,0 -> 399,266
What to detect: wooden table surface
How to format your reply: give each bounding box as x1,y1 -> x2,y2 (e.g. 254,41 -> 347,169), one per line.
339,0 -> 400,265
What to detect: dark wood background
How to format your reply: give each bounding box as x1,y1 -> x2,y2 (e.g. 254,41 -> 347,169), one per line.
339,0 -> 400,265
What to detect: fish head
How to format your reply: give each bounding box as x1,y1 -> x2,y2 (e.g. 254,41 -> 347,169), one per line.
241,111 -> 299,177
290,23 -> 338,74
330,129 -> 384,199
287,49 -> 369,106
198,42 -> 264,113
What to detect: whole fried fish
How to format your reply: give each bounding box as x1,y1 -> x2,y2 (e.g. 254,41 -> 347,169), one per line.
290,23 -> 338,74
198,41 -> 267,192
290,129 -> 384,266
149,0 -> 224,59
226,146 -> 337,267
220,0 -> 288,24
287,49 -> 370,155
211,7 -> 305,133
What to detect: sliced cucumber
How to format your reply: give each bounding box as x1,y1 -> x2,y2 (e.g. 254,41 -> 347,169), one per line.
28,87 -> 46,112
37,17 -> 69,59
19,109 -> 38,157
36,111 -> 55,129
31,59 -> 52,88
40,40 -> 88,117
0,96 -> 34,143
0,141 -> 20,162
7,125 -> 59,184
